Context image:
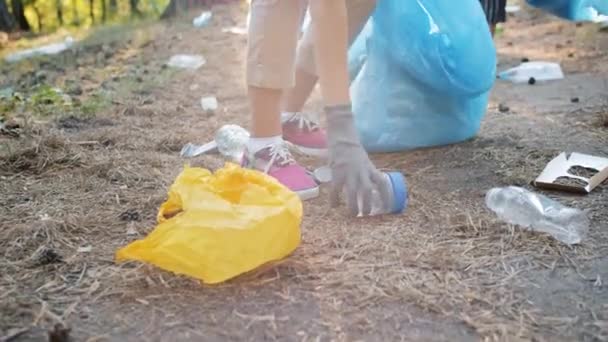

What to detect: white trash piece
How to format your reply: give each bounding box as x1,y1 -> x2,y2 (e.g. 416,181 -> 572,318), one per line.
201,96 -> 218,112
486,186 -> 589,245
222,26 -> 247,35
193,11 -> 212,28
505,5 -> 521,13
167,54 -> 206,70
180,124 -> 250,161
180,141 -> 218,158
312,165 -> 332,183
498,61 -> 564,84
5,36 -> 75,63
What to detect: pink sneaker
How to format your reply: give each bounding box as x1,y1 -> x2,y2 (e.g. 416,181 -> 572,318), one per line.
241,142 -> 319,200
282,112 -> 328,158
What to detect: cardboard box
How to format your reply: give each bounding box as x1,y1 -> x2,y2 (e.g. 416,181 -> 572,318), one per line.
533,152 -> 608,194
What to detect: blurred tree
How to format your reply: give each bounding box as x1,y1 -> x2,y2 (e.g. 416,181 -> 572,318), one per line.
56,0 -> 64,25
160,0 -> 181,19
89,0 -> 94,23
130,0 -> 142,17
108,0 -> 117,15
101,0 -> 106,22
0,0 -> 15,31
71,0 -> 80,25
11,0 -> 30,31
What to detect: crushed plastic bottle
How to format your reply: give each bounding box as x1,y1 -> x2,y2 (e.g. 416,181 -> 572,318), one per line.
498,61 -> 564,83
214,124 -> 249,161
315,166 -> 407,216
167,54 -> 206,70
357,172 -> 408,217
526,0 -> 608,22
180,125 -> 249,160
485,186 -> 590,245
5,36 -> 75,63
193,11 -> 212,28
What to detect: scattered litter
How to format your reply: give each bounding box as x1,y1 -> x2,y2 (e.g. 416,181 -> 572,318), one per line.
498,103 -> 510,113
222,26 -> 247,35
48,323 -> 71,342
499,61 -> 564,83
533,152 -> 608,194
505,5 -> 520,13
180,141 -> 218,158
357,172 -> 408,217
32,246 -> 63,266
180,124 -> 249,161
115,164 -> 303,285
200,96 -> 218,113
486,186 -> 589,245
193,11 -> 212,28
120,209 -> 141,222
313,165 -> 332,183
189,84 -> 200,91
0,87 -> 13,99
77,245 -> 92,253
5,36 -> 74,63
167,54 -> 206,70
126,225 -> 138,236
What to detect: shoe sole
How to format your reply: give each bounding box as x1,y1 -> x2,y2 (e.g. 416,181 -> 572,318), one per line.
296,186 -> 320,201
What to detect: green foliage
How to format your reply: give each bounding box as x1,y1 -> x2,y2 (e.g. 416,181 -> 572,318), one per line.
9,0 -> 169,34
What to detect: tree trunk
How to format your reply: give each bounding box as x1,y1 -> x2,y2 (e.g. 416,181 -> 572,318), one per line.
10,0 -> 30,31
0,0 -> 15,31
109,0 -> 117,16
89,0 -> 94,23
71,0 -> 80,25
160,0 -> 180,19
101,0 -> 106,22
129,0 -> 142,17
56,0 -> 64,26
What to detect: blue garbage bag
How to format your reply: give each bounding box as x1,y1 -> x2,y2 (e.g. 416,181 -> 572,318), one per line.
348,0 -> 496,152
526,0 -> 608,21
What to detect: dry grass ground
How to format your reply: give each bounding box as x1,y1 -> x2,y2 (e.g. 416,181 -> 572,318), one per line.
1,2 -> 608,341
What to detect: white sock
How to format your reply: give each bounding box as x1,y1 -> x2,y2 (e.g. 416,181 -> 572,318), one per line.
247,135 -> 283,154
281,111 -> 297,123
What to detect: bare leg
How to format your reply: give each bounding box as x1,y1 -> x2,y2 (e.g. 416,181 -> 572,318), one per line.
308,0 -> 350,106
246,0 -> 305,138
285,0 -> 376,112
248,86 -> 283,137
282,69 -> 318,113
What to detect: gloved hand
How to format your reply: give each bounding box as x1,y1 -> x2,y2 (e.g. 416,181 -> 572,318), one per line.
325,104 -> 391,215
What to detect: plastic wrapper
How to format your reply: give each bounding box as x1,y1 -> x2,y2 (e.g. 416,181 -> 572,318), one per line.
348,0 -> 495,152
526,0 -> 608,21
115,164 -> 302,284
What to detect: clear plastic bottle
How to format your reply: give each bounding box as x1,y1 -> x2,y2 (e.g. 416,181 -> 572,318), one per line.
485,186 -> 589,245
358,172 -> 408,217
312,168 -> 408,216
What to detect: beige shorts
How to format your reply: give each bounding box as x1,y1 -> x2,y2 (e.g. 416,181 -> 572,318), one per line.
247,0 -> 376,89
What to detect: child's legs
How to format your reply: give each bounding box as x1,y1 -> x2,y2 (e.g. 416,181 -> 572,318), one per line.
480,0 -> 506,37
283,0 -> 376,112
247,0 -> 306,137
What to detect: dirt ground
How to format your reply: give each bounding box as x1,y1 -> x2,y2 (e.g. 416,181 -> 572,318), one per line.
1,2 -> 608,341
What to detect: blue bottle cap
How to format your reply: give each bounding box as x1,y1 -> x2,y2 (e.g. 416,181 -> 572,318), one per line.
386,172 -> 408,214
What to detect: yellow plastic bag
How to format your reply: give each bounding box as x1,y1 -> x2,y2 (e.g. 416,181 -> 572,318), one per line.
115,163 -> 302,284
